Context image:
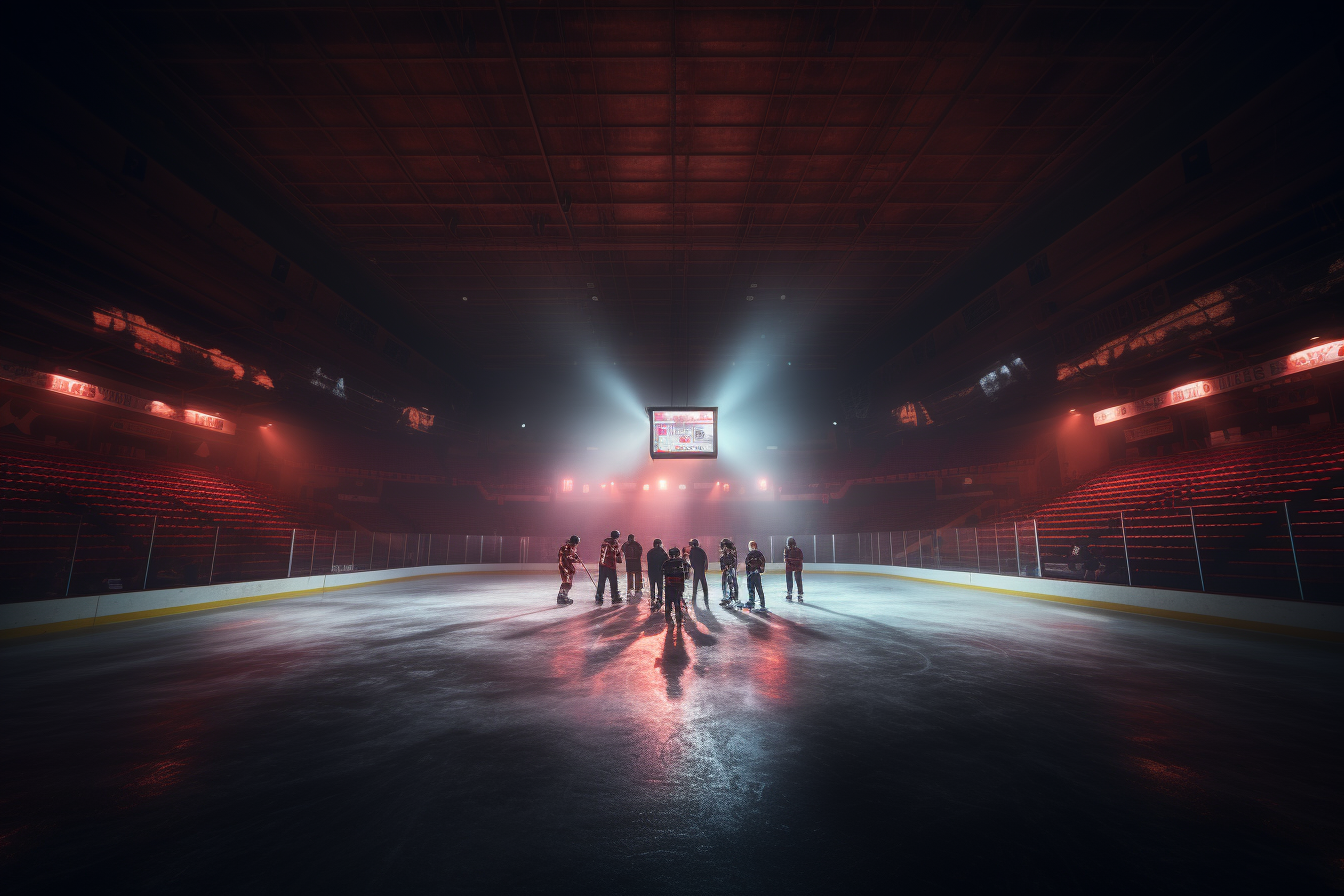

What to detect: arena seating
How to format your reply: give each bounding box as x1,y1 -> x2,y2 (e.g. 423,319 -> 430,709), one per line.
0,441 -> 329,600
996,428 -> 1344,600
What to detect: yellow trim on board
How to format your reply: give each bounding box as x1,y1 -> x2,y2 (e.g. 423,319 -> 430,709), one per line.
823,567 -> 1344,643
0,568 -> 553,640
2,566 -> 1338,643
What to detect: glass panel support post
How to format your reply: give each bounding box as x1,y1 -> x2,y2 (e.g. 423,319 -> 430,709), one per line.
832,534 -> 836,564
1119,512 -> 1132,586
1013,521 -> 1021,576
287,528 -> 297,577
65,518 -> 82,597
143,516 -> 158,591
1284,502 -> 1304,600
994,524 -> 1001,574
974,528 -> 980,573
1189,507 -> 1205,592
1033,519 -> 1043,578
209,526 -> 220,585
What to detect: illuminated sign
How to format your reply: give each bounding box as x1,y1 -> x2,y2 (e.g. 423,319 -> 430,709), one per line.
0,359 -> 236,434
648,407 -> 718,459
92,307 -> 273,389
400,406 -> 434,432
1094,339 -> 1344,425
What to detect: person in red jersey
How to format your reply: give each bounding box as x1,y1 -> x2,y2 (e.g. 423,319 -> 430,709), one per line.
556,535 -> 580,604
784,536 -> 804,601
596,529 -> 623,604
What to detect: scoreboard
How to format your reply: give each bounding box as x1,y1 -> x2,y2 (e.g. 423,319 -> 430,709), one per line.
648,407 -> 718,459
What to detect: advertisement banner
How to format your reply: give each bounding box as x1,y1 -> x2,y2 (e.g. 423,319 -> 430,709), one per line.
1123,418 -> 1175,443
1094,339 -> 1344,426
0,359 -> 235,435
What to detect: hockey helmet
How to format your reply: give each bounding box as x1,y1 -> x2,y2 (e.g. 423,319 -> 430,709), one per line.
653,538 -> 663,546
719,537 -> 731,546
749,541 -> 758,549
568,535 -> 580,545
689,538 -> 700,547
668,546 -> 681,557
787,536 -> 797,546
610,529 -> 620,539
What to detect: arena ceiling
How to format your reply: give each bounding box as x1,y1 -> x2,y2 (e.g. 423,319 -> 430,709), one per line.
5,3 -> 1333,382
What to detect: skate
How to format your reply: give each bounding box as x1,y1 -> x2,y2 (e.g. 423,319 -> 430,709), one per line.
786,593 -> 793,601
611,595 -> 623,604
797,594 -> 804,602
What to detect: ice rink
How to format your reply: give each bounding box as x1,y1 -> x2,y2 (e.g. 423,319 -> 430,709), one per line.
4,572 -> 1342,894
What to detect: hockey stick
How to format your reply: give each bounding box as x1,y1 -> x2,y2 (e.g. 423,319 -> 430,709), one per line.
576,559 -> 599,589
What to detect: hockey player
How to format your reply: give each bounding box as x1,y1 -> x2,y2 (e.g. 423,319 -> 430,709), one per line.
718,538 -> 739,606
688,538 -> 709,605
784,536 -> 804,601
662,547 -> 690,626
596,530 -> 623,604
744,540 -> 766,609
624,533 -> 644,594
556,535 -> 580,604
645,538 -> 668,612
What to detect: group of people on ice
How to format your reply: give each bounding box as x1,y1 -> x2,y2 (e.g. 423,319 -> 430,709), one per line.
556,531 -> 806,625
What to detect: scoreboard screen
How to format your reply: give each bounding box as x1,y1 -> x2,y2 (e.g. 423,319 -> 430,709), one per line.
648,407 -> 718,459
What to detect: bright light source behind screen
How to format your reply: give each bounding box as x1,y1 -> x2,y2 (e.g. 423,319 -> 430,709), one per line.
648,407 -> 718,459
